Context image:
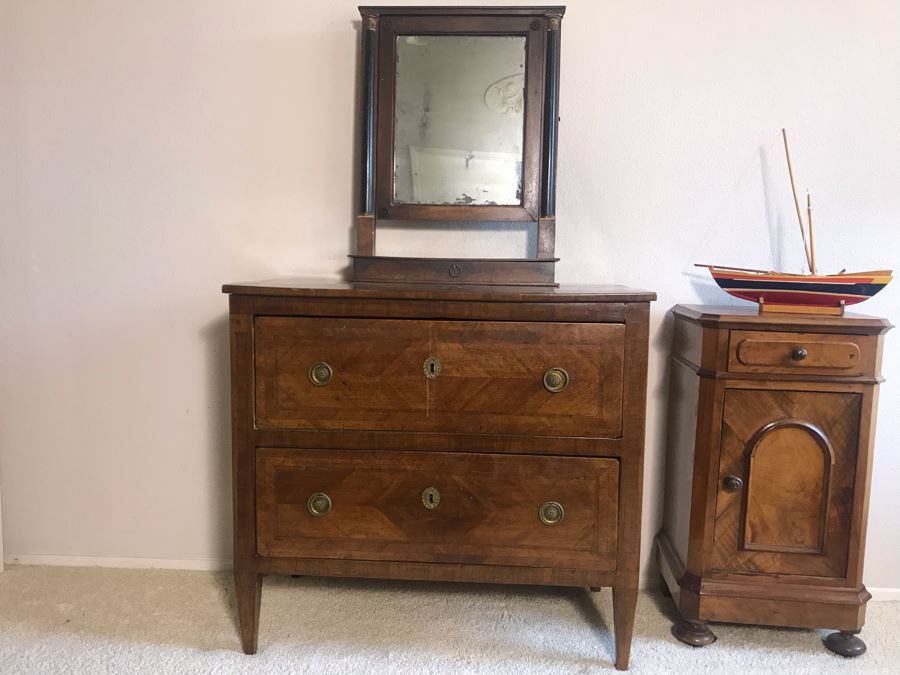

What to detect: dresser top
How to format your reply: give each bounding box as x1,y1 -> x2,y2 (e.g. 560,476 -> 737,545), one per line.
222,278 -> 656,303
674,304 -> 892,335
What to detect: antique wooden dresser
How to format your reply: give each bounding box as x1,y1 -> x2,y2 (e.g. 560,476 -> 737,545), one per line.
223,279 -> 654,669
656,305 -> 891,656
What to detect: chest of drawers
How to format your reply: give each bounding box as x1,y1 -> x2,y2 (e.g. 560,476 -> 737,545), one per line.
223,280 -> 655,670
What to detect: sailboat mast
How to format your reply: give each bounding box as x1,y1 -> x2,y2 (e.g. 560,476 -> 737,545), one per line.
782,129 -> 814,272
807,192 -> 817,275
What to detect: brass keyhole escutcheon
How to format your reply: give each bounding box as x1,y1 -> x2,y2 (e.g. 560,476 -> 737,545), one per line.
422,487 -> 441,510
543,367 -> 569,393
423,356 -> 442,379
308,362 -> 333,386
307,492 -> 332,517
539,501 -> 565,526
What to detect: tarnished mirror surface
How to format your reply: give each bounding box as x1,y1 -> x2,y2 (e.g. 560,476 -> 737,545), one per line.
393,35 -> 526,206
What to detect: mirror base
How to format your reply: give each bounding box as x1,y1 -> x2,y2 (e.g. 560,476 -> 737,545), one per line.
349,256 -> 558,287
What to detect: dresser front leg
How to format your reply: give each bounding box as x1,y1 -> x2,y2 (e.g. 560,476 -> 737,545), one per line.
235,570 -> 262,654
612,586 -> 637,670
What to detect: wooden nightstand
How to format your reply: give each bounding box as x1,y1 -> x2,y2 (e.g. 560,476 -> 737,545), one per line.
656,305 -> 891,656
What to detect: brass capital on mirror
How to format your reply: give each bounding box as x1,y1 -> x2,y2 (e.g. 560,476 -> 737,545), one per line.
353,6 -> 566,285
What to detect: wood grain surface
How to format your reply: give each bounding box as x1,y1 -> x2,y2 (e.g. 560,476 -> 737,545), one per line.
256,448 -> 618,569
729,330 -> 872,376
254,317 -> 625,437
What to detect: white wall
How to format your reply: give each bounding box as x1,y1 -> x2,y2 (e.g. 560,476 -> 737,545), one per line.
2,1 -> 898,588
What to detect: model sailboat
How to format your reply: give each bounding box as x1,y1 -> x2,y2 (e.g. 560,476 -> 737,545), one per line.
698,130 -> 892,315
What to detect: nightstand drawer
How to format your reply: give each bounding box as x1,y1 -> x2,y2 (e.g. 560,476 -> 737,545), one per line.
256,448 -> 619,570
254,317 -> 625,437
728,330 -> 874,376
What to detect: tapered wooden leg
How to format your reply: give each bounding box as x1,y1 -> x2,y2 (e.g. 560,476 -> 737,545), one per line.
235,571 -> 262,654
612,586 -> 638,670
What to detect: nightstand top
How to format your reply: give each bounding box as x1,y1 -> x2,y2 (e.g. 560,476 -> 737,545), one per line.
673,304 -> 892,335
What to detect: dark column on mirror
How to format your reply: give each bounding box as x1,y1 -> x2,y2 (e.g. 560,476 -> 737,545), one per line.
356,11 -> 378,256
537,12 -> 562,259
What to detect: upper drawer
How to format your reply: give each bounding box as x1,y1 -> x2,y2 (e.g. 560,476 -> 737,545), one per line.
254,317 -> 625,437
728,330 -> 876,377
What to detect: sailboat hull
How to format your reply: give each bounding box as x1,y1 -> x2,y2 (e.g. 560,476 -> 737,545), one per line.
705,267 -> 892,315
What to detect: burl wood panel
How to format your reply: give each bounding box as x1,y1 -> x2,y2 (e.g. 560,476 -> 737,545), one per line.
744,424 -> 829,553
256,448 -> 619,570
713,389 -> 860,578
728,330 -> 874,377
255,317 -> 625,437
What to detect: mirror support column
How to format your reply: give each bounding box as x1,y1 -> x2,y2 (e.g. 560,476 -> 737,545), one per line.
538,12 -> 562,259
357,12 -> 378,256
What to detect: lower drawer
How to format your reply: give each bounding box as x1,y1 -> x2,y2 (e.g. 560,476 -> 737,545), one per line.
256,448 -> 619,570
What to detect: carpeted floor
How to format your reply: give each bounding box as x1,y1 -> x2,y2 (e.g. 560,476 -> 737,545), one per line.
0,565 -> 896,674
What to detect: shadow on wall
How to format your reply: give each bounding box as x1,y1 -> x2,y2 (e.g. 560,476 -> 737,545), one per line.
201,313 -> 232,562
760,144 -> 789,272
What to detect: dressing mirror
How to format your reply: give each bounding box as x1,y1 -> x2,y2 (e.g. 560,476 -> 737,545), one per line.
353,6 -> 565,286
393,35 -> 526,207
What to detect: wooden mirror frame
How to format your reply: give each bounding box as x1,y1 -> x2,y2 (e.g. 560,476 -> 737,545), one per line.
353,6 -> 565,286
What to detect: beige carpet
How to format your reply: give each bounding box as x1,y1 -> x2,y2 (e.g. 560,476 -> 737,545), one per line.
0,565 -> 896,674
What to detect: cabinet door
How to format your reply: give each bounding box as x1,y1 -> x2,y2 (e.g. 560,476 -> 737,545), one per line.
712,389 -> 860,578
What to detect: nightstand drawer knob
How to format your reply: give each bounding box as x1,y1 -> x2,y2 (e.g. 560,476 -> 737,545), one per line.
539,501 -> 565,525
791,346 -> 808,361
308,362 -> 333,386
543,368 -> 569,393
307,492 -> 332,517
722,475 -> 743,492
422,486 -> 441,509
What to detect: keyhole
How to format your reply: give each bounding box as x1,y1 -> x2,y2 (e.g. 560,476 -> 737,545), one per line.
423,356 -> 441,379
422,486 -> 440,509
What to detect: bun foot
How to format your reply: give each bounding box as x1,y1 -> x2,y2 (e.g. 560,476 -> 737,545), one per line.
672,619 -> 717,647
824,631 -> 866,658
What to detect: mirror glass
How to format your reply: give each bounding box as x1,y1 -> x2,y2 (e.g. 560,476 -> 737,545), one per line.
393,35 -> 526,206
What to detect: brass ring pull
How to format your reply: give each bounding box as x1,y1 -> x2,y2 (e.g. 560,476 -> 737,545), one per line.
791,346 -> 808,361
543,367 -> 569,393
307,492 -> 332,517
308,362 -> 333,386
722,475 -> 743,493
422,486 -> 441,510
539,501 -> 565,525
